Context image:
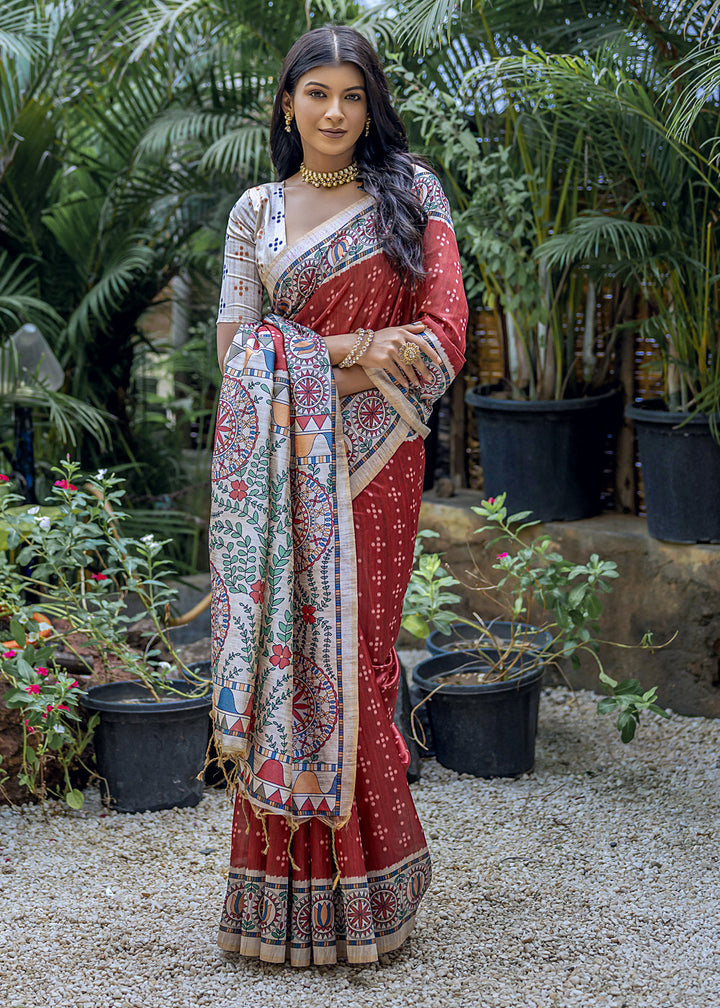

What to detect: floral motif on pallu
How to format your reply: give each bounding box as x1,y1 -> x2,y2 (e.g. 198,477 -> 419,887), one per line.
209,316 -> 358,826
219,848 -> 432,966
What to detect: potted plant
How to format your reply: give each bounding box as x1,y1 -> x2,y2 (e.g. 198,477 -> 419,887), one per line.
0,463 -> 211,812
402,495 -> 669,777
394,66 -> 622,521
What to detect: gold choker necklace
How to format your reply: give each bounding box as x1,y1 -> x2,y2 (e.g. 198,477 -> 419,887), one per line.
300,161 -> 358,188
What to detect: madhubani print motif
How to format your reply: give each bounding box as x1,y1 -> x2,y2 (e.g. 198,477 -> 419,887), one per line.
412,169 -> 454,227
273,206 -> 376,318
218,849 -> 432,964
342,331 -> 455,488
209,315 -> 358,825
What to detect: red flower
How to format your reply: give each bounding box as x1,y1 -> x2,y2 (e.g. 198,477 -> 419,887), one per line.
57,704 -> 70,712
2,650 -> 16,659
69,680 -> 79,689
25,684 -> 42,695
0,474 -> 9,483
54,479 -> 77,491
36,667 -> 50,676
269,644 -> 292,669
496,552 -> 510,560
249,580 -> 264,604
487,497 -> 496,504
229,479 -> 248,502
89,573 -> 108,582
301,605 -> 316,624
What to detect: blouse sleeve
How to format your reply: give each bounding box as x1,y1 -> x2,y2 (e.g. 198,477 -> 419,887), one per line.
217,189 -> 264,326
411,170 -> 468,377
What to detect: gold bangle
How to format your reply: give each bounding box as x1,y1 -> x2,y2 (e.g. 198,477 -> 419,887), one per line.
338,328 -> 374,368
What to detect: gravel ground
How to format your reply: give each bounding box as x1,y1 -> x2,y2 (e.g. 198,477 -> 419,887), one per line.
1,679 -> 719,1008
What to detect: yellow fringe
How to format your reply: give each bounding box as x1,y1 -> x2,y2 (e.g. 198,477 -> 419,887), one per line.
330,823 -> 342,890
287,819 -> 300,872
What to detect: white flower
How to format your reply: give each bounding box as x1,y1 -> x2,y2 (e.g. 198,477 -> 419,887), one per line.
27,506 -> 39,515
53,724 -> 66,734
140,534 -> 155,545
95,468 -> 107,479
38,517 -> 51,530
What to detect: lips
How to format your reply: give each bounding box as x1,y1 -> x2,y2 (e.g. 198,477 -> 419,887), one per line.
319,129 -> 347,138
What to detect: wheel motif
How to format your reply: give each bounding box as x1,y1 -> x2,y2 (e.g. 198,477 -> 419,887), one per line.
290,470 -> 333,572
212,381 -> 257,481
294,373 -> 326,410
292,654 -> 338,760
345,897 -> 373,934
210,563 -> 230,664
356,392 -> 387,433
370,887 -> 398,925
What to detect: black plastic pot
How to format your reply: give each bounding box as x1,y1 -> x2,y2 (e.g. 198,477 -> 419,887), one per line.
80,679 -> 212,813
626,400 -> 720,543
413,651 -> 544,777
466,385 -> 621,522
426,621 -> 553,658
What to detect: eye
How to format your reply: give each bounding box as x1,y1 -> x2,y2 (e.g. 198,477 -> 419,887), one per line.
346,93 -> 362,101
308,90 -> 326,99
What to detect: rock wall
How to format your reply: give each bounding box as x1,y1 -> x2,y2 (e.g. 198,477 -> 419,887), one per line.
411,491 -> 720,718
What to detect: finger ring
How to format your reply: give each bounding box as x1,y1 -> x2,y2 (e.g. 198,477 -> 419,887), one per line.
399,343 -> 420,365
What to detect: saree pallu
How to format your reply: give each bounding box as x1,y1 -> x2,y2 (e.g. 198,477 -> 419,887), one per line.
211,170 -> 467,965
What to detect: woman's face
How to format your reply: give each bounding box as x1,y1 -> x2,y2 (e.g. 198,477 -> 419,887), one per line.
283,62 -> 367,168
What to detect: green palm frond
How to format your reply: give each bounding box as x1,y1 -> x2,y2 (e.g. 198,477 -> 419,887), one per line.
0,253 -> 62,334
199,124 -> 270,176
537,213 -> 681,274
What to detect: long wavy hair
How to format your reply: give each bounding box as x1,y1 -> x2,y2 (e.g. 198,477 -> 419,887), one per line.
270,26 -> 427,288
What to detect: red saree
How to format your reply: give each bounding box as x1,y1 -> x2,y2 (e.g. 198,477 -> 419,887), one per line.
211,169 -> 467,965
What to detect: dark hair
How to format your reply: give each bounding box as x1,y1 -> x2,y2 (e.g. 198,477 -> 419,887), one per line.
270,26 -> 427,287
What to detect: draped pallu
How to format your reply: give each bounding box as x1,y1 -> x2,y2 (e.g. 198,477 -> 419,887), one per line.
210,169 -> 467,965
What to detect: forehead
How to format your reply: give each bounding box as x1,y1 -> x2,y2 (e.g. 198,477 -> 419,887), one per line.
296,62 -> 365,90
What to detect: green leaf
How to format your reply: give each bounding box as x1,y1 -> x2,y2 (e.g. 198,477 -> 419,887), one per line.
9,620 -> 26,646
65,788 -> 84,810
401,614 -> 430,639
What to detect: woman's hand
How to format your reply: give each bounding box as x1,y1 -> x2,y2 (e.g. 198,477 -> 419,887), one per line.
359,322 -> 441,388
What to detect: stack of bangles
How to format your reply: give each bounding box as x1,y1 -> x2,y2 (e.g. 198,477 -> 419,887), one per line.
338,327 -> 375,368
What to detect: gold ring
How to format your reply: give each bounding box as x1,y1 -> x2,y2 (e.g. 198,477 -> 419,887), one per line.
399,342 -> 420,365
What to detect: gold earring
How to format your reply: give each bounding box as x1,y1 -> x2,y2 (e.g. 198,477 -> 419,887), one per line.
284,109 -> 293,133
364,115 -> 371,137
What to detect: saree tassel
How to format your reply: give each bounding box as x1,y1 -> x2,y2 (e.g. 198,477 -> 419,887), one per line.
330,824 -> 343,891
286,819 -> 300,872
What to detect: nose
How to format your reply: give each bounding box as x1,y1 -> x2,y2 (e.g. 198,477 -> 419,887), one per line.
324,95 -> 344,123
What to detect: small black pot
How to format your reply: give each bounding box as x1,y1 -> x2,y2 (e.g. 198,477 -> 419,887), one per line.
414,651 -> 544,778
80,679 -> 212,813
466,385 -> 621,522
626,400 -> 720,543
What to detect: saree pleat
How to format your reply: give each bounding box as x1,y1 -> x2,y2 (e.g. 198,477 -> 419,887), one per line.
218,440 -> 429,965
213,168 -> 467,965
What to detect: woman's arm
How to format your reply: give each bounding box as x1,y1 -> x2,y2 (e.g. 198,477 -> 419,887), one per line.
216,191 -> 263,369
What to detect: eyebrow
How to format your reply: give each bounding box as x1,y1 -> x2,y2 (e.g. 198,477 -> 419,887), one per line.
303,81 -> 366,91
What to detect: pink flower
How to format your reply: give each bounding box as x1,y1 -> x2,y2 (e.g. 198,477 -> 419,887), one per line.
46,704 -> 54,711
23,720 -> 35,734
54,479 -> 77,491
496,552 -> 509,560
249,580 -> 264,605
0,474 -> 9,483
57,704 -> 70,712
487,497 -> 496,504
269,644 -> 291,669
229,479 -> 248,502
89,572 -> 109,582
301,605 -> 316,624
2,650 -> 16,659
25,684 -> 42,695
69,680 -> 79,689
36,667 -> 50,676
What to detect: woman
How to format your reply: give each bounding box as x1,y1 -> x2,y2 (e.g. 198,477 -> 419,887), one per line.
210,25 -> 467,967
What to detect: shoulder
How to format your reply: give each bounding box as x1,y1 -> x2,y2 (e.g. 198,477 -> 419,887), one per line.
227,182 -> 279,232
410,167 -> 453,225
